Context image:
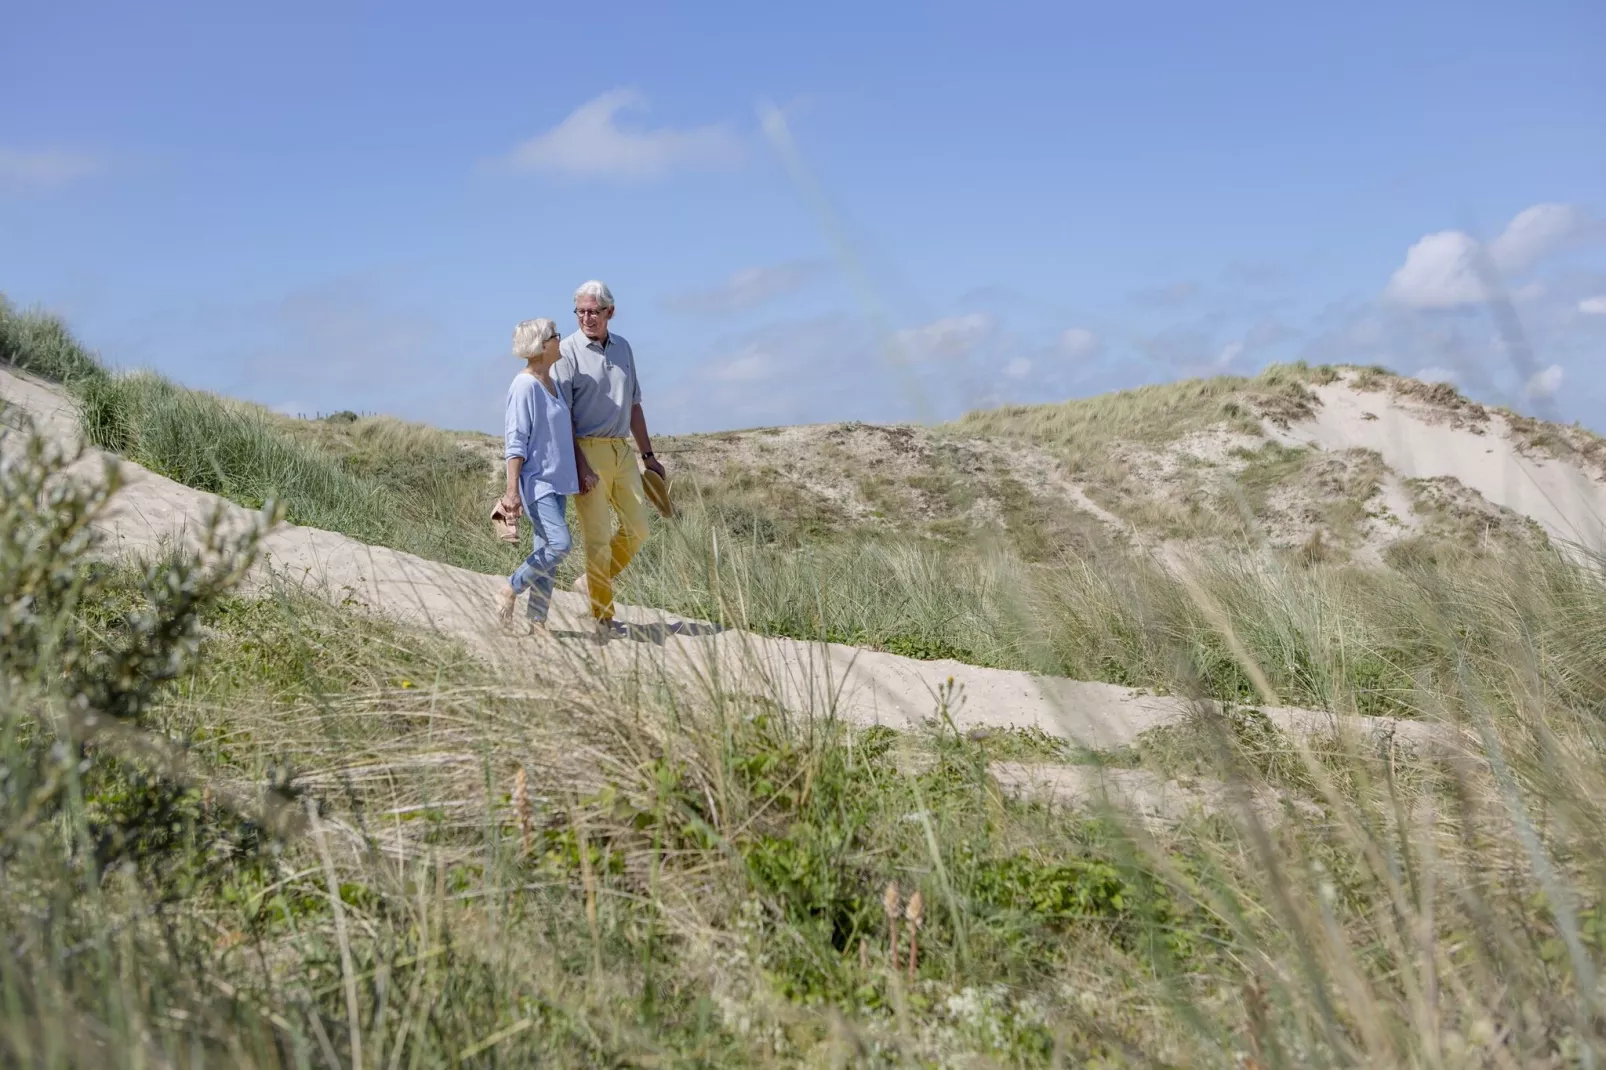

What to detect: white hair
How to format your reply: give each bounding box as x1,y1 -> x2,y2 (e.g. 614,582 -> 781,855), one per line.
573,280 -> 615,309
511,317 -> 558,360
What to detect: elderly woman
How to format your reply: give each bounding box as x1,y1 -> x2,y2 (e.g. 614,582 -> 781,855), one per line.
496,317 -> 581,633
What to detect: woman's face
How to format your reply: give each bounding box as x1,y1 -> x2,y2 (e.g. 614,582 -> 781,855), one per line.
542,334 -> 561,363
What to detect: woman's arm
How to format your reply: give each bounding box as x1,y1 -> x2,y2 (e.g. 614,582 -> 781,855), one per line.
502,456 -> 524,512
503,380 -> 532,512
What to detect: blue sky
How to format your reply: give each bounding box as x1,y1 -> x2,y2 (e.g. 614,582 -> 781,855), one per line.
3,0 -> 1603,435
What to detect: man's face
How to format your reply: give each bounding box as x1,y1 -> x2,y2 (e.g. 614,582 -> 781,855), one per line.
574,297 -> 613,341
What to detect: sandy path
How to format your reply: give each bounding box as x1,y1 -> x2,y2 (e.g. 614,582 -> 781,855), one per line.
2,366 -> 1428,752
1273,378 -> 1606,553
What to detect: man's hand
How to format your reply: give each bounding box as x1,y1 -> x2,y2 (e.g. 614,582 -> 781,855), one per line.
643,454 -> 666,479
577,462 -> 600,494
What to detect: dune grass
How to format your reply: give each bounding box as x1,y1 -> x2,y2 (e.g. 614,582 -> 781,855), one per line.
947,363 -> 1333,462
0,298 -> 1577,718
8,403 -> 1606,1066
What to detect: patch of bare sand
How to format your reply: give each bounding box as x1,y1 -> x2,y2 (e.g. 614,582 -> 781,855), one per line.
1271,373 -> 1606,553
1,364 -> 1425,755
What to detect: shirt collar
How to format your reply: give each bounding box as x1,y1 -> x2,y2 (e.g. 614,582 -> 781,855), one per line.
583,332 -> 610,352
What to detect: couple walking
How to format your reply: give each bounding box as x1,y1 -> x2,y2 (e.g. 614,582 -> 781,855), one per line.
495,279 -> 666,641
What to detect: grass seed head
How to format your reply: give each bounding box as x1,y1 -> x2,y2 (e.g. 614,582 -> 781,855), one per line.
905,888 -> 924,930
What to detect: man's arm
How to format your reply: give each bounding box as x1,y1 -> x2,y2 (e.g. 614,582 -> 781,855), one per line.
631,403 -> 664,477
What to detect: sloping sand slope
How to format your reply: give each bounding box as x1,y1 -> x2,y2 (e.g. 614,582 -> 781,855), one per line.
1274,376 -> 1606,553
1,366 -> 1426,752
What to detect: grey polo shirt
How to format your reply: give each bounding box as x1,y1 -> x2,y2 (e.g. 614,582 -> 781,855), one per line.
553,328 -> 642,439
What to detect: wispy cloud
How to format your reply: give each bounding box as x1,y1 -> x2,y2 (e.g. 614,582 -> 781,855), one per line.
662,260 -> 826,314
491,89 -> 744,182
1130,280 -> 1197,308
892,313 -> 993,361
1579,295 -> 1606,316
0,146 -> 103,191
1489,204 -> 1594,274
1059,327 -> 1101,359
706,347 -> 776,383
1223,260 -> 1285,286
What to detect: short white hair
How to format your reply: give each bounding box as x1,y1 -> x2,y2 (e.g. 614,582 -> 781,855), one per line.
511,317 -> 558,359
573,280 -> 615,309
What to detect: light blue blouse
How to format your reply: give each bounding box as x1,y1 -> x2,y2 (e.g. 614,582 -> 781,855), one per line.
504,372 -> 578,504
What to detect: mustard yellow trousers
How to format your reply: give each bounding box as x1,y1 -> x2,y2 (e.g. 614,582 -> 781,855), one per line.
574,437 -> 648,620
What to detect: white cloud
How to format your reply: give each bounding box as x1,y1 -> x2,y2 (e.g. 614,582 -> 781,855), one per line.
707,348 -> 775,383
0,147 -> 102,190
1059,327 -> 1101,359
1527,363 -> 1565,399
1384,230 -> 1485,309
494,89 -> 744,181
662,260 -> 825,314
1579,296 -> 1606,316
1413,366 -> 1458,384
1384,202 -> 1598,310
893,313 -> 992,361
1004,357 -> 1032,379
1489,203 -> 1591,274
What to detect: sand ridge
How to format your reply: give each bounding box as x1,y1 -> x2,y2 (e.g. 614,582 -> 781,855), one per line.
1272,374 -> 1606,554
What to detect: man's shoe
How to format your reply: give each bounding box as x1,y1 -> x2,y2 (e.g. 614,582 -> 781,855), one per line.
593,618 -> 627,644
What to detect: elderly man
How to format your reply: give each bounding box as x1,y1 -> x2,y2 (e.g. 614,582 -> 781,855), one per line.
554,279 -> 666,639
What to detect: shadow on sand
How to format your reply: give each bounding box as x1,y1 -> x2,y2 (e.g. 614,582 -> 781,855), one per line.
549,618 -> 727,645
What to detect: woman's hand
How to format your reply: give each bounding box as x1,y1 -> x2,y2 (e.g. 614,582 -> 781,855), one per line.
499,489 -> 522,516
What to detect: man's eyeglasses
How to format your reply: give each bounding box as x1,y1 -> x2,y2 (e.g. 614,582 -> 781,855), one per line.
574,307 -> 606,319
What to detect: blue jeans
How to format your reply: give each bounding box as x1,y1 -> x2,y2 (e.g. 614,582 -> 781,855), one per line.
509,493 -> 571,622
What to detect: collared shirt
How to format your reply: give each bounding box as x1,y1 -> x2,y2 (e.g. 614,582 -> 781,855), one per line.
504,371 -> 578,503
554,328 -> 641,439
